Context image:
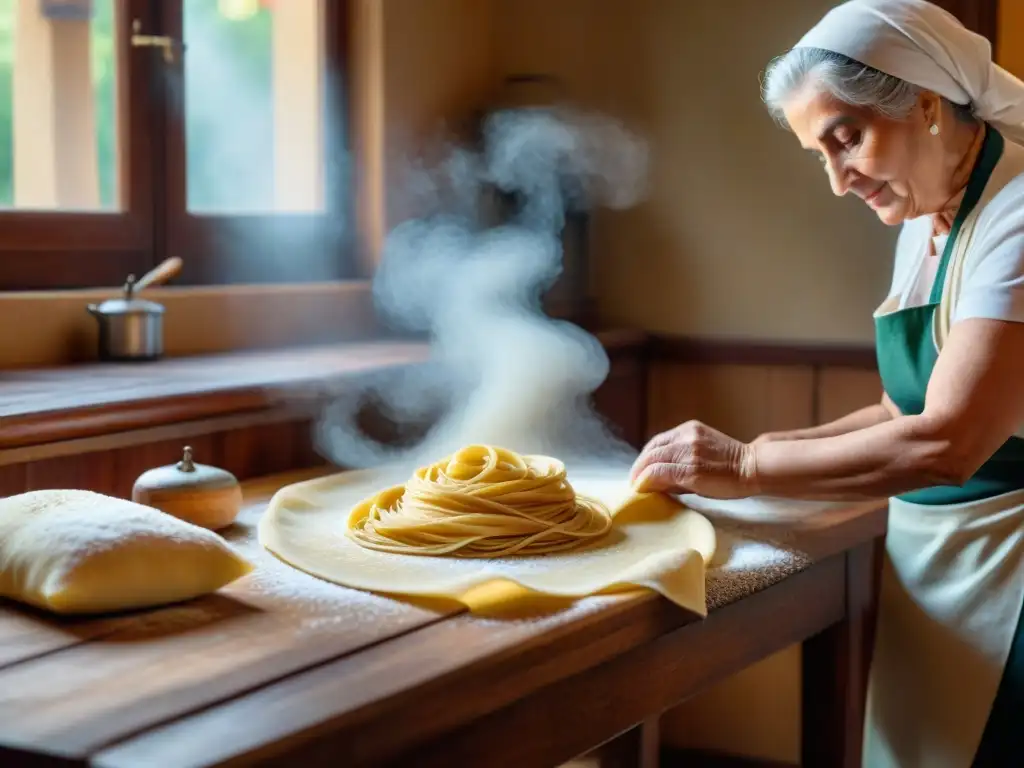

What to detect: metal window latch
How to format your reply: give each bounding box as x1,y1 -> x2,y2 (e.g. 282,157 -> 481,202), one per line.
130,20 -> 181,65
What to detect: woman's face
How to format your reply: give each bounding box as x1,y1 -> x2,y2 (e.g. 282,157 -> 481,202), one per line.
781,83 -> 950,225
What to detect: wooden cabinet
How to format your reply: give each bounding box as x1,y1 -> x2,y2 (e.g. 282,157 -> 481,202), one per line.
929,0 -> 998,43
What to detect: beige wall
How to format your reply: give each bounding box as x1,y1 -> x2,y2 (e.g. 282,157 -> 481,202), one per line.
380,0 -> 497,227
376,0 -> 895,346
495,0 -> 896,346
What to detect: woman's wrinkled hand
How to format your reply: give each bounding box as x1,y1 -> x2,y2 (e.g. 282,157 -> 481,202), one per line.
629,420 -> 761,499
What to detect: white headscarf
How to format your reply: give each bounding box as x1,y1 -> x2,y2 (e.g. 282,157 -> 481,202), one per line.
795,0 -> 1024,145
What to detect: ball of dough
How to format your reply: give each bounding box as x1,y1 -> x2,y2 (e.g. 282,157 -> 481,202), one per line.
0,489 -> 253,615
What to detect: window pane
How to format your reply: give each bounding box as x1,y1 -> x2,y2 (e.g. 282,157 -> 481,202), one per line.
184,0 -> 326,214
0,0 -> 120,211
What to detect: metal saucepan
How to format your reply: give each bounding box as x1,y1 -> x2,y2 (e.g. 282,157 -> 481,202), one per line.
87,257 -> 183,362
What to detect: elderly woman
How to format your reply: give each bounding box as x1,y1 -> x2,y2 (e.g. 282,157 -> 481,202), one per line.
630,1 -> 1024,766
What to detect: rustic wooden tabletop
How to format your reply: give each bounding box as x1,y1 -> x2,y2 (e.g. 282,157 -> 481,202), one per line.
0,469 -> 887,768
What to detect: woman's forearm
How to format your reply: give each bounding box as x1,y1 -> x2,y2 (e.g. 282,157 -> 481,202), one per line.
761,403 -> 893,442
751,414 -> 960,500
746,321 -> 1024,501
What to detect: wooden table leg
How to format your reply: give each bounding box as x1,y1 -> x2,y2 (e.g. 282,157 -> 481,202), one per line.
596,718 -> 660,768
801,539 -> 883,768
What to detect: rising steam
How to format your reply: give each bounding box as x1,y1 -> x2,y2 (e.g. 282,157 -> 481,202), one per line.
317,106 -> 649,472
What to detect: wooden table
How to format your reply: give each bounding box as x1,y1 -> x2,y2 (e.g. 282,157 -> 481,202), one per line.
0,471 -> 887,768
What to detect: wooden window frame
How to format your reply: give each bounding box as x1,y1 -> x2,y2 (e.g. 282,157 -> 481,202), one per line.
0,0 -> 157,290
0,0 -> 356,291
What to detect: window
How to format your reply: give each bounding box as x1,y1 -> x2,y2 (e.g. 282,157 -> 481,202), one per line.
0,0 -> 353,290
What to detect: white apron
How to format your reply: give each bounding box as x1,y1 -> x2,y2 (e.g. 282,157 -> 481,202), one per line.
864,126 -> 1024,767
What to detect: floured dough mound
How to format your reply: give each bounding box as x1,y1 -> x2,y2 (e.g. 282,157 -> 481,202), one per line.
0,489 -> 253,615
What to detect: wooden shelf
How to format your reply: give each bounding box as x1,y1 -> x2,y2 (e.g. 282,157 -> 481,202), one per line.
0,330 -> 650,499
0,341 -> 430,449
0,329 -> 649,451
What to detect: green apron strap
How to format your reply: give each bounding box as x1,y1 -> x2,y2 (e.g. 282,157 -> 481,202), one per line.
929,127 -> 1005,305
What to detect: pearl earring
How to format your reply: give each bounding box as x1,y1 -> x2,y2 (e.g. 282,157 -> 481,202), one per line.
930,124 -> 940,136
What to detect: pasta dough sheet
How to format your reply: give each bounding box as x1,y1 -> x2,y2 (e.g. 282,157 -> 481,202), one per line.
259,467 -> 716,616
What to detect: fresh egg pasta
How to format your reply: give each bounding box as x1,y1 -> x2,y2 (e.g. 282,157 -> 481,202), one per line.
346,445 -> 612,557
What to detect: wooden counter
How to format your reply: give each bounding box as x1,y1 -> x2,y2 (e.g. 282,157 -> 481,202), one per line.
0,470 -> 887,768
0,331 -> 650,502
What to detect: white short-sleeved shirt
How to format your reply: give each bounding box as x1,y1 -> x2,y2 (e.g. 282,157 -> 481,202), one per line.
888,137 -> 1024,325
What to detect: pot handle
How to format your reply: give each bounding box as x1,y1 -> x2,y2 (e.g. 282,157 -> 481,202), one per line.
134,257 -> 183,293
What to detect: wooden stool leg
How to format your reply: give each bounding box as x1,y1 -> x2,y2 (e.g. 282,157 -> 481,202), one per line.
801,540 -> 882,768
596,717 -> 660,768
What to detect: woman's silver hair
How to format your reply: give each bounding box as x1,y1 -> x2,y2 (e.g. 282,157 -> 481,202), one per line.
761,47 -> 975,126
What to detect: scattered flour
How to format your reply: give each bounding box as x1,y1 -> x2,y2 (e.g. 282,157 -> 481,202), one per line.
222,503 -> 445,626
705,530 -> 811,612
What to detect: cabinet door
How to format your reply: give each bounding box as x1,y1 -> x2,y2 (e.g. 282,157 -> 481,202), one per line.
929,0 -> 998,44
